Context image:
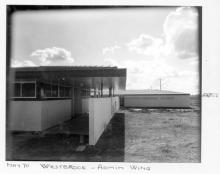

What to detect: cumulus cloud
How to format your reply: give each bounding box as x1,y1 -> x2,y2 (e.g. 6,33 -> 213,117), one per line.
102,7 -> 199,94
164,7 -> 198,59
11,59 -> 37,67
127,7 -> 199,59
11,47 -> 74,67
164,7 -> 198,39
127,34 -> 163,57
31,47 -> 74,65
104,58 -> 120,67
102,45 -> 120,55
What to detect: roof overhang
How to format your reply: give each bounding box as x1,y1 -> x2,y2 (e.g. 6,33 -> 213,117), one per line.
9,66 -> 127,90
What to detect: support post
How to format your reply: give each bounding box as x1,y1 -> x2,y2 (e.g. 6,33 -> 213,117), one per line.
71,86 -> 75,119
79,135 -> 85,144
109,87 -> 112,97
101,83 -> 103,97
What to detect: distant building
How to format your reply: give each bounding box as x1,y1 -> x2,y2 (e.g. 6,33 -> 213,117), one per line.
116,89 -> 191,108
7,66 -> 126,145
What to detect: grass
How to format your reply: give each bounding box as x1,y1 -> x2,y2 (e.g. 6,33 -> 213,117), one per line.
123,108 -> 200,162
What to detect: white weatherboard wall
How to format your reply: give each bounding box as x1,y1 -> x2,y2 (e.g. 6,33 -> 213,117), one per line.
82,97 -> 89,114
89,96 -> 119,145
9,100 -> 72,131
124,95 -> 190,108
8,101 -> 42,131
41,100 -> 71,130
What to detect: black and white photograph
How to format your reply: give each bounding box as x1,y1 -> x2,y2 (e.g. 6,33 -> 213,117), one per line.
1,0 -> 220,173
5,5 -> 202,163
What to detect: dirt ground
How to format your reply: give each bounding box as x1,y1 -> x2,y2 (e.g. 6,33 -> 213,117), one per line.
6,97 -> 201,162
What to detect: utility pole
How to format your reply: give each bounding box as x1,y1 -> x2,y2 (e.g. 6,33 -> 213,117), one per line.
159,78 -> 162,90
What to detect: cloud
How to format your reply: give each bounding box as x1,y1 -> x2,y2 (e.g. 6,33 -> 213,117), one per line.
190,58 -> 199,66
164,7 -> 198,39
102,45 -> 120,55
161,71 -> 199,94
163,7 -> 198,59
105,57 -> 177,88
103,57 -> 199,94
11,59 -> 37,67
127,34 -> 163,57
31,47 -> 74,65
127,7 -> 198,59
11,47 -> 74,67
104,58 -> 120,67
102,7 -> 199,94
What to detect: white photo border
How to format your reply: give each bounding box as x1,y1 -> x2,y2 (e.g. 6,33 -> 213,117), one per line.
1,0 -> 220,174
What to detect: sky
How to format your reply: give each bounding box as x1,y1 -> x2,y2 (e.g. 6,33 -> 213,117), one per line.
10,7 -> 200,94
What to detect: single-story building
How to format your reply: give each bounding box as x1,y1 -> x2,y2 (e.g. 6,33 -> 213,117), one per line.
116,89 -> 191,108
7,66 -> 126,145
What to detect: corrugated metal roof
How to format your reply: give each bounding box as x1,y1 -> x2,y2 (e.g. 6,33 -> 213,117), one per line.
115,89 -> 190,95
12,66 -> 118,71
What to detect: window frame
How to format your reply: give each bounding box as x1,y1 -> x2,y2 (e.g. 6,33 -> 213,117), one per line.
12,81 -> 37,99
41,82 -> 72,99
11,80 -> 72,99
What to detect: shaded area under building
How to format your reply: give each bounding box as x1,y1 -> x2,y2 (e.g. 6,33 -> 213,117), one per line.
6,113 -> 125,161
43,114 -> 89,136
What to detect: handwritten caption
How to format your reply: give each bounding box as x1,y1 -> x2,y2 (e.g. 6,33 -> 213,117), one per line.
7,163 -> 30,168
7,162 -> 151,171
202,93 -> 218,97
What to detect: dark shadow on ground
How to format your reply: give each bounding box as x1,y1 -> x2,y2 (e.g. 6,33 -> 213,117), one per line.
44,115 -> 89,135
6,113 -> 125,161
84,113 -> 125,162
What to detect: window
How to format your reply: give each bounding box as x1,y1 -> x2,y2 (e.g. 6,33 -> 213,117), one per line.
64,87 -> 71,97
60,86 -> 71,97
51,85 -> 58,97
59,86 -> 65,97
41,82 -> 71,98
81,89 -> 90,97
12,81 -> 36,98
14,83 -> 21,97
22,83 -> 35,97
11,81 -> 71,99
44,83 -> 51,97
12,81 -> 71,98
